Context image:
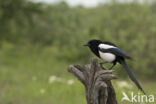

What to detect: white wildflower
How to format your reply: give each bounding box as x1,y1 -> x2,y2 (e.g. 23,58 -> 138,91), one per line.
48,75 -> 57,83
57,77 -> 63,82
117,81 -> 133,89
48,75 -> 65,83
67,79 -> 74,85
32,76 -> 37,81
40,88 -> 46,94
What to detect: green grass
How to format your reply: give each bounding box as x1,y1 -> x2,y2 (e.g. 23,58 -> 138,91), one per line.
0,44 -> 155,104
113,80 -> 156,104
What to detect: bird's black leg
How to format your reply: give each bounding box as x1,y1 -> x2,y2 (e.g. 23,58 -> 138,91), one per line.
99,62 -> 108,68
109,63 -> 116,70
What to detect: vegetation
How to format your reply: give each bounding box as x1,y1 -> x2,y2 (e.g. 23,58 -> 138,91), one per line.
0,0 -> 156,104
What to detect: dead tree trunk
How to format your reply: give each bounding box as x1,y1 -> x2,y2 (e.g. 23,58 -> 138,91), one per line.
68,58 -> 118,104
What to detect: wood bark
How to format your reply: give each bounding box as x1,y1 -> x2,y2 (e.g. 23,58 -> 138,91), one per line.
68,58 -> 118,104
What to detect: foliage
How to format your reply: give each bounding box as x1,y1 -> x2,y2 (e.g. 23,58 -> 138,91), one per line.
0,1 -> 156,103
0,0 -> 42,42
0,1 -> 156,78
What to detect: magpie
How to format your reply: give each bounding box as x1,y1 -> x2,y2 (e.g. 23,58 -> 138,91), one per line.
84,39 -> 146,95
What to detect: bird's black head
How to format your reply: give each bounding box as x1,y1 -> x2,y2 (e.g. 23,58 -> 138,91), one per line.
84,39 -> 102,57
84,39 -> 102,47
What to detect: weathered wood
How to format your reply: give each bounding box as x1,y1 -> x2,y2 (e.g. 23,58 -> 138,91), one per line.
68,58 -> 118,104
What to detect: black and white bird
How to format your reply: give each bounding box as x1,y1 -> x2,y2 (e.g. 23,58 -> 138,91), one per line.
84,39 -> 146,95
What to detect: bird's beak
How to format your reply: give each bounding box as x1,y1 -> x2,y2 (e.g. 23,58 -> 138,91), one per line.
83,43 -> 89,46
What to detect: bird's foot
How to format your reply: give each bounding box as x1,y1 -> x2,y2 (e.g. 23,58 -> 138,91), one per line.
108,65 -> 115,70
108,67 -> 113,70
100,63 -> 104,68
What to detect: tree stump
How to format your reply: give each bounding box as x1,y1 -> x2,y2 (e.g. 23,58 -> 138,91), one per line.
68,58 -> 118,104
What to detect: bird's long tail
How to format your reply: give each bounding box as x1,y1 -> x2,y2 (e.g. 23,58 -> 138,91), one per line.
119,59 -> 146,95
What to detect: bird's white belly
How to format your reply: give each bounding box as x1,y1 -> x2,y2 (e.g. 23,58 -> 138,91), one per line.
99,51 -> 116,62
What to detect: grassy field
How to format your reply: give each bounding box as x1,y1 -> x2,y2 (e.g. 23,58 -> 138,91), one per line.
0,44 -> 155,104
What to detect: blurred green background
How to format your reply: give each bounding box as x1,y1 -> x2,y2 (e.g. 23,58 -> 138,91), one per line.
0,0 -> 156,104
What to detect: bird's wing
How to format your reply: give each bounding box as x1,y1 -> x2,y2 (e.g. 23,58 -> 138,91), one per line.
99,47 -> 132,59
